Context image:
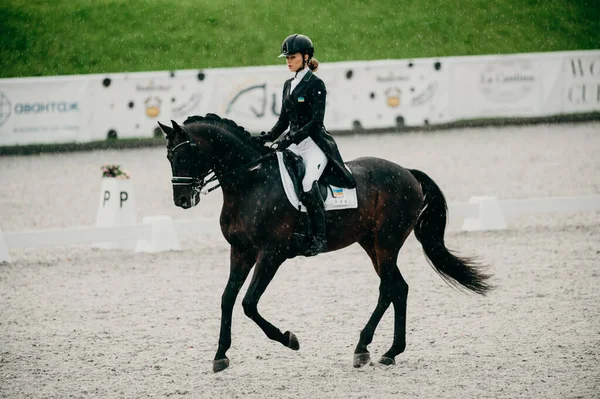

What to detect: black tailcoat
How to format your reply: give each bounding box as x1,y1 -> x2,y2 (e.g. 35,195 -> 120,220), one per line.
269,70 -> 356,189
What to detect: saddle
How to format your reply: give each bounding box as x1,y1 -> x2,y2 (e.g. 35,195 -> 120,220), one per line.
278,150 -> 357,258
278,150 -> 358,212
281,150 -> 329,201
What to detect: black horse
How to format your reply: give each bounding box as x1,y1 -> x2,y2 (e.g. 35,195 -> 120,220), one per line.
158,114 -> 491,373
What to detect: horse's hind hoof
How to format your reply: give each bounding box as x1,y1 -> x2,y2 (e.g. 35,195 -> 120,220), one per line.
379,356 -> 395,366
353,352 -> 371,368
283,331 -> 300,350
213,357 -> 230,373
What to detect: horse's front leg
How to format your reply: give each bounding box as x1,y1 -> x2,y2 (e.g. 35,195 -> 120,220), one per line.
213,245 -> 256,373
241,249 -> 299,351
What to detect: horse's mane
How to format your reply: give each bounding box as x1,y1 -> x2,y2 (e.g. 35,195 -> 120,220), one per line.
183,113 -> 268,153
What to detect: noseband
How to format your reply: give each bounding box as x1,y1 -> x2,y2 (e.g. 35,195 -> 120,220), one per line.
169,139 -> 276,195
170,140 -> 213,195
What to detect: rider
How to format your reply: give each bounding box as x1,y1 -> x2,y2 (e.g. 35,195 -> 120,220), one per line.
258,33 -> 356,256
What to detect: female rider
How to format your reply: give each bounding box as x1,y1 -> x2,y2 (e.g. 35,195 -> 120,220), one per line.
258,34 -> 356,256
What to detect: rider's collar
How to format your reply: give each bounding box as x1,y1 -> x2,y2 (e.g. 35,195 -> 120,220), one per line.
294,67 -> 310,80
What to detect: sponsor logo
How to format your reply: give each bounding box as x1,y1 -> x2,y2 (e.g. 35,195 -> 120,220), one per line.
385,87 -> 401,107
0,92 -> 11,127
478,60 -> 536,103
145,96 -> 161,118
412,83 -> 438,106
172,93 -> 202,118
14,101 -> 79,114
567,57 -> 600,107
376,72 -> 410,82
226,82 -> 280,118
0,93 -> 81,135
136,81 -> 172,92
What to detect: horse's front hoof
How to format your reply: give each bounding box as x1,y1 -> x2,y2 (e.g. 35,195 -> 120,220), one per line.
353,352 -> 371,368
378,356 -> 395,366
213,357 -> 230,373
283,331 -> 300,350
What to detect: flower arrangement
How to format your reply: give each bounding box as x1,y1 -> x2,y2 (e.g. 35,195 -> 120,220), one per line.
101,164 -> 131,179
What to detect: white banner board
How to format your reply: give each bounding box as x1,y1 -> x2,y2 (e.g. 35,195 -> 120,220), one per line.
0,77 -> 93,145
0,50 -> 598,146
88,70 -> 213,141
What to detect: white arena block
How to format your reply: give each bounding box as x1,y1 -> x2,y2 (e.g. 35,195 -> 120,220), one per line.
462,196 -> 507,231
93,178 -> 137,249
135,216 -> 181,253
0,227 -> 11,263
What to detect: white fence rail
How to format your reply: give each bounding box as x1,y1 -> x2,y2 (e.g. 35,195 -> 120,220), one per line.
499,195 -> 600,216
4,224 -> 150,249
1,195 -> 599,263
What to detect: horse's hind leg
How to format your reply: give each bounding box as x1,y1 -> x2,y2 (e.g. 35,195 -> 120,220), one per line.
378,259 -> 409,365
353,237 -> 393,367
355,235 -> 410,367
241,250 -> 300,351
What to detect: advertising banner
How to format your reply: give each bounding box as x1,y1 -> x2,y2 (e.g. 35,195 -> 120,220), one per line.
448,55 -> 542,119
1,50 -> 598,146
200,65 -> 347,133
333,58 -> 450,130
0,77 -> 92,145
89,70 -> 213,141
202,66 -> 290,133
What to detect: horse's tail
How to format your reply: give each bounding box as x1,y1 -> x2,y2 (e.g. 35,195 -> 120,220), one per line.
408,169 -> 492,295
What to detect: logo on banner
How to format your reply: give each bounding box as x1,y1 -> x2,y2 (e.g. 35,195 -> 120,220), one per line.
567,57 -> 600,107
376,72 -> 410,82
145,96 -> 162,118
172,93 -> 202,118
226,83 -> 280,118
0,93 -> 11,128
412,83 -> 438,106
136,81 -> 172,92
385,87 -> 401,107
478,60 -> 536,103
14,101 -> 79,114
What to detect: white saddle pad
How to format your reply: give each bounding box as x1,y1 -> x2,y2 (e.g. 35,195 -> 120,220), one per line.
276,152 -> 358,212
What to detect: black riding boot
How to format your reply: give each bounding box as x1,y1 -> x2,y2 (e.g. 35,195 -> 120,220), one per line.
301,181 -> 327,256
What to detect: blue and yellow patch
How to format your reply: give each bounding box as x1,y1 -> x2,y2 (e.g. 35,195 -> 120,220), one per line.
298,97 -> 305,102
332,188 -> 344,198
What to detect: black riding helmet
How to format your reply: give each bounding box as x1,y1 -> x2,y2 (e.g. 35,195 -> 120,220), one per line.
278,34 -> 314,58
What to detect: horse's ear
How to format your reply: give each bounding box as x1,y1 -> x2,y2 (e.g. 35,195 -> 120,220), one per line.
171,120 -> 183,134
157,121 -> 174,138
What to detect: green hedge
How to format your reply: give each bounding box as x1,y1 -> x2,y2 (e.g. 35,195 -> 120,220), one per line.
1,0 -> 598,78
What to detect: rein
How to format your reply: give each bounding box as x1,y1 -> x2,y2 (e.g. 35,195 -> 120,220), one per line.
170,140 -> 277,195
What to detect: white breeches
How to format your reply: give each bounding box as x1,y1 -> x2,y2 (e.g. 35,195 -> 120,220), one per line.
288,136 -> 328,192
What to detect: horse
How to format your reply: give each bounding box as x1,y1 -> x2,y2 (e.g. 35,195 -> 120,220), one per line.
158,114 -> 492,373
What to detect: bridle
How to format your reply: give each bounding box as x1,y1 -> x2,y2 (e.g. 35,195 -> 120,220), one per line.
169,139 -> 276,195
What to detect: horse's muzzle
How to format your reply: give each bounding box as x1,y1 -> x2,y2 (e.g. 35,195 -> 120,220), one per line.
175,192 -> 200,209
176,195 -> 191,209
